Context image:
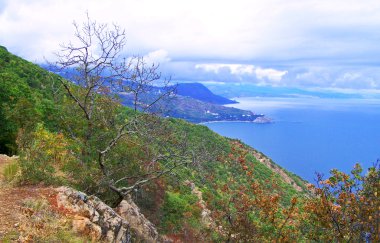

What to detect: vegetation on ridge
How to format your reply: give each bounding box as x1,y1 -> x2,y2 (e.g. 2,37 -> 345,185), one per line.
0,16 -> 379,242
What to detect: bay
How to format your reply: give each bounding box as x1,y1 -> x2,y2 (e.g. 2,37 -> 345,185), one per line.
204,97 -> 380,183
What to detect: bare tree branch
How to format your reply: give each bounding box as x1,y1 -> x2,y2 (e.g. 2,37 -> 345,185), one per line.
52,14 -> 188,205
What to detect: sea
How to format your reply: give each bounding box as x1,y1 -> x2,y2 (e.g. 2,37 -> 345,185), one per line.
204,97 -> 380,183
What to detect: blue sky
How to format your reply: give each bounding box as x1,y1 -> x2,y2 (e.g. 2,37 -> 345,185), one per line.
1,0 -> 380,91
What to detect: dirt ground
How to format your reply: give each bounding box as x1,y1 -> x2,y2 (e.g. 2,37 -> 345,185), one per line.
0,155 -> 53,239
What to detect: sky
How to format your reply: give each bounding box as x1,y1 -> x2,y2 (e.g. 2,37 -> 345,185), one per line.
1,0 -> 380,91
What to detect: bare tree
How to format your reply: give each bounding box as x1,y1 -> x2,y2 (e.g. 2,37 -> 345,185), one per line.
115,56 -> 175,113
53,14 -> 188,205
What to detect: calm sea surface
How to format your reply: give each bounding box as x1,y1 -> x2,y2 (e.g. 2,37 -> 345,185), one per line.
204,97 -> 380,183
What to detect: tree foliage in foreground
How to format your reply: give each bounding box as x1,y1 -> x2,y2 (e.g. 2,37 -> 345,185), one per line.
304,163 -> 380,242
46,14 -> 190,205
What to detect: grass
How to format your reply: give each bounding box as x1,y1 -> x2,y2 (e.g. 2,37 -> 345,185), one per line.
15,198 -> 92,243
2,230 -> 19,243
2,161 -> 19,182
0,159 -> 93,242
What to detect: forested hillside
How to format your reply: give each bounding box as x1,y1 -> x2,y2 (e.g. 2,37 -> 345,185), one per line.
0,46 -> 60,155
0,33 -> 378,242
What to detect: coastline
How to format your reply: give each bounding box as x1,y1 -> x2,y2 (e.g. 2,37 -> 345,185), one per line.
200,116 -> 273,125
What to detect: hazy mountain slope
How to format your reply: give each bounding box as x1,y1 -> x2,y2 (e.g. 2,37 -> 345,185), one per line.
176,82 -> 237,104
119,92 -> 264,123
42,65 -> 266,123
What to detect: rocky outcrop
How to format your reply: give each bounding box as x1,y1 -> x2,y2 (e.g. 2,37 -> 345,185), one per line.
185,181 -> 215,229
115,197 -> 162,243
185,180 -> 229,238
253,116 -> 272,124
55,187 -> 169,243
56,187 -> 133,242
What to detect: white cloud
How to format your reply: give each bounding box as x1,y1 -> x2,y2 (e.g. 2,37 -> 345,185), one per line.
195,64 -> 254,75
200,81 -> 226,85
2,0 -> 380,90
2,0 -> 380,62
143,49 -> 171,64
255,68 -> 288,82
336,72 -> 361,82
194,63 -> 287,83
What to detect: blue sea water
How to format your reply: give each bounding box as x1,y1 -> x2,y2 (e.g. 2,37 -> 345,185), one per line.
204,97 -> 380,183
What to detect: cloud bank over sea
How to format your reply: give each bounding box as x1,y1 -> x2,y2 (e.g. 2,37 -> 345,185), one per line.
2,0 -> 380,90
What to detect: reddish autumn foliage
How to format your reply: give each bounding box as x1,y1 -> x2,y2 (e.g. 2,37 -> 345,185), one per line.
304,163 -> 380,242
207,141 -> 303,242
202,141 -> 379,242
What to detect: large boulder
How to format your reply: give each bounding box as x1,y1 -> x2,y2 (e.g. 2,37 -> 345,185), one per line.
56,187 -> 133,242
115,196 -> 161,243
55,187 -> 171,243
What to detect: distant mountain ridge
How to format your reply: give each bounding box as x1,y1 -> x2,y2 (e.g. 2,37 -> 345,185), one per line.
176,82 -> 237,105
41,66 -> 268,123
41,66 -> 237,104
118,92 -> 265,123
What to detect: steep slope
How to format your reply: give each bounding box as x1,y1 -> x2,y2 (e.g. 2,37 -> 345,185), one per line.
0,47 -> 308,241
0,46 -> 59,155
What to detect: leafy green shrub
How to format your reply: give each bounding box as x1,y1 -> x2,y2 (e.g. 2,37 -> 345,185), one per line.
17,124 -> 76,185
161,191 -> 201,233
0,46 -> 62,155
